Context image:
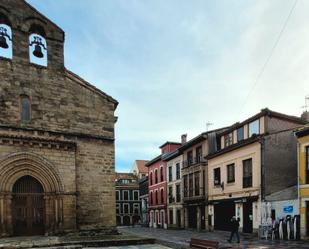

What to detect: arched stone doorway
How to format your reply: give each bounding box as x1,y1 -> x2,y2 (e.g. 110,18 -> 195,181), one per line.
0,152 -> 65,236
12,175 -> 45,236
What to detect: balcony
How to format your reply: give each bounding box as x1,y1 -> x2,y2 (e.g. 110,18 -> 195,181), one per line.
182,156 -> 206,168
183,187 -> 205,202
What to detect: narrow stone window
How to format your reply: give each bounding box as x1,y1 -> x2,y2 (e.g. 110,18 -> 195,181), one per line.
0,14 -> 13,59
29,25 -> 47,67
20,95 -> 31,121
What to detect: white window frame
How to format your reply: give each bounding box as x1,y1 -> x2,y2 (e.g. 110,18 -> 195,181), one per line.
116,190 -> 120,200
123,203 -> 130,214
133,190 -> 139,200
123,190 -> 129,201
133,203 -> 140,214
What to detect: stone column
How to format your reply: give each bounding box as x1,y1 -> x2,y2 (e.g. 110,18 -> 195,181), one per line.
4,195 -> 12,236
197,206 -> 201,231
184,207 -> 188,228
204,205 -> 209,231
44,195 -> 55,235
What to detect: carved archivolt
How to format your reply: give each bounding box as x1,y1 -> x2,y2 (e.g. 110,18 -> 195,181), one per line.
0,152 -> 64,194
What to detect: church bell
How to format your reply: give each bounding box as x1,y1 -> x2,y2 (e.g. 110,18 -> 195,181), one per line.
0,35 -> 8,49
33,44 -> 44,58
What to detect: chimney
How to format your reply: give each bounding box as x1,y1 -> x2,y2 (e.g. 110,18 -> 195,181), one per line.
301,111 -> 309,122
181,134 -> 187,145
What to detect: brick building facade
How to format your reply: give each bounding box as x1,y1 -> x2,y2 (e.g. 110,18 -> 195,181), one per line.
0,0 -> 117,236
147,142 -> 181,229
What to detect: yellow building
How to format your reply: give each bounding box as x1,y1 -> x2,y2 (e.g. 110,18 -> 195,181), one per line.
296,125 -> 309,237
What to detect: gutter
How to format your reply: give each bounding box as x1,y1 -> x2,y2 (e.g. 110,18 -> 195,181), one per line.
297,140 -> 301,214
294,131 -> 301,214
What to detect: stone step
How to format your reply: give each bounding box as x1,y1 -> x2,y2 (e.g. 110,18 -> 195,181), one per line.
35,246 -> 82,249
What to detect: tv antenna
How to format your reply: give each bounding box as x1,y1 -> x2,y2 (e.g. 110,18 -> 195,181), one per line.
206,122 -> 213,131
301,94 -> 309,112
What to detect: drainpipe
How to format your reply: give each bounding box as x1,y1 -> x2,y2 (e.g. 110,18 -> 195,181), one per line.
260,138 -> 265,201
297,141 -> 300,214
260,137 -> 265,228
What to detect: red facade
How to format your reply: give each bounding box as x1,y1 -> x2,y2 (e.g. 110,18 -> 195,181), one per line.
147,142 -> 181,229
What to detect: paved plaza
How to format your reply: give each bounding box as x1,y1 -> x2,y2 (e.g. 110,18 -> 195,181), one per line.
85,245 -> 171,249
120,226 -> 309,249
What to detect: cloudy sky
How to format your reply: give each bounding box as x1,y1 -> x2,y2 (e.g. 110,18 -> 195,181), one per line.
27,0 -> 309,172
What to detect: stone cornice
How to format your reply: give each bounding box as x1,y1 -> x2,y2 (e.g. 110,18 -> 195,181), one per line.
0,124 -> 115,143
0,134 -> 76,151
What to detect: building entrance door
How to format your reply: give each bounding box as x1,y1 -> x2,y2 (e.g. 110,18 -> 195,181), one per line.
177,209 -> 181,228
188,206 -> 197,228
243,201 -> 253,233
12,175 -> 45,236
214,201 -> 235,231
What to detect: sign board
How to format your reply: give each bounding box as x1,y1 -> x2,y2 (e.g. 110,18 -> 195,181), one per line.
283,205 -> 293,213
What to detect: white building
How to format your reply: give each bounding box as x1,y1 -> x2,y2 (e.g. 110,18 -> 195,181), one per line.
163,151 -> 184,228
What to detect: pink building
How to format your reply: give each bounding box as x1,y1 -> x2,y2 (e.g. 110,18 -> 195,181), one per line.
147,142 -> 181,229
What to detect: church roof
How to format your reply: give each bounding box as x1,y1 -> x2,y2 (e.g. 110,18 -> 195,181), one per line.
65,69 -> 118,110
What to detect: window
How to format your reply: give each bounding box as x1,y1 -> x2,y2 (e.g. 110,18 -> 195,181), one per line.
133,204 -> 139,214
248,119 -> 259,137
169,186 -> 173,203
196,146 -> 202,163
169,209 -> 173,225
183,175 -> 188,197
243,159 -> 252,188
189,173 -> 193,197
116,190 -> 120,200
161,188 -> 164,204
29,26 -> 48,67
187,151 -> 193,166
214,168 -> 221,186
227,164 -> 235,183
123,190 -> 129,201
160,167 -> 164,182
306,146 -> 309,184
224,133 -> 233,147
123,203 -> 129,214
149,172 -> 153,185
176,163 -> 180,179
133,190 -> 139,200
20,95 -> 31,121
194,172 -> 200,196
150,192 -> 153,205
176,184 -> 181,202
121,179 -> 132,184
0,21 -> 13,59
155,170 -> 158,184
116,204 -> 120,214
168,166 -> 173,182
237,127 -> 244,142
155,190 -> 158,204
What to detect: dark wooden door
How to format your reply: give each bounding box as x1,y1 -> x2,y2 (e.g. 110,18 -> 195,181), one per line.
243,201 -> 253,233
177,209 -> 181,228
201,206 -> 205,230
188,206 -> 197,229
214,201 -> 235,231
12,176 -> 45,236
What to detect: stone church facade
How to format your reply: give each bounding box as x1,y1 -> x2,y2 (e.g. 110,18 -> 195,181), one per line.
0,0 -> 118,236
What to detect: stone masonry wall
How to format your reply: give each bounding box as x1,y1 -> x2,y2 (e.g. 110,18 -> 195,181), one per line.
0,0 -> 117,233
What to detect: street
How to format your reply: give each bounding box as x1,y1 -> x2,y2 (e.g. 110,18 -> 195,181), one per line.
120,226 -> 309,249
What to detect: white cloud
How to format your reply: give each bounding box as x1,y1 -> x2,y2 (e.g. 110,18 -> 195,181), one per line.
27,0 -> 309,171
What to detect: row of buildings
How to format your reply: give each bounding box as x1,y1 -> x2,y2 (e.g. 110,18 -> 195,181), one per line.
127,108 -> 309,237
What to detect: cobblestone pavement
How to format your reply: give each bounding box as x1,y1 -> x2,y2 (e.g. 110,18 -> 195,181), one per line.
119,226 -> 309,249
85,245 -> 171,249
